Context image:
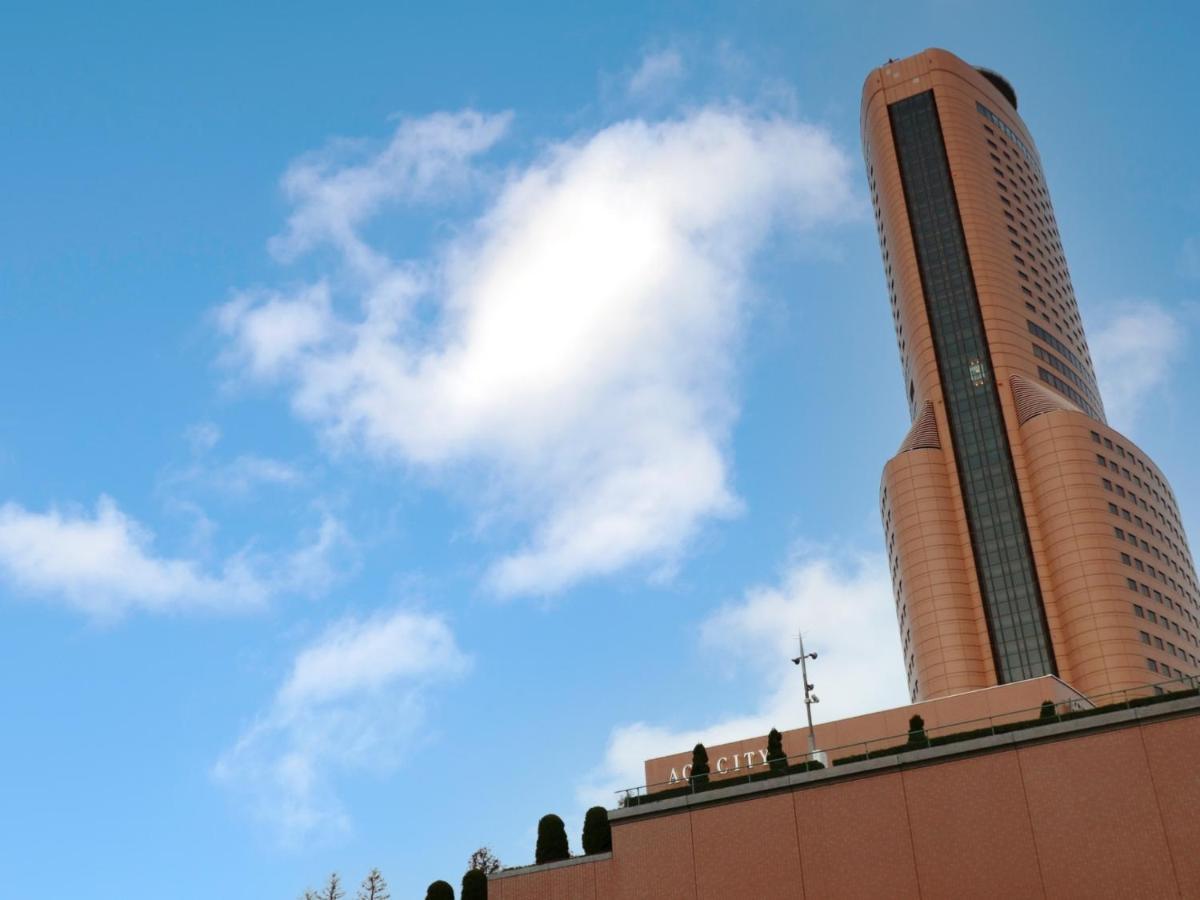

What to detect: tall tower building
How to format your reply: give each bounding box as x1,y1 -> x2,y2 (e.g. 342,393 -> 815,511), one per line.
863,49 -> 1198,701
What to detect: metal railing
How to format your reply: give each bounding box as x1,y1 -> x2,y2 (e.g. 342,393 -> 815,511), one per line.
616,675 -> 1199,807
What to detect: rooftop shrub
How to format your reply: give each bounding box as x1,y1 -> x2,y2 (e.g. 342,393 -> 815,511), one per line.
535,814 -> 570,864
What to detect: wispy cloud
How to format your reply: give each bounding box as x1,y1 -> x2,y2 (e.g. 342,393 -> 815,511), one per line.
166,453 -> 306,497
167,422 -> 307,500
220,105 -> 859,597
577,548 -> 906,807
626,48 -> 685,98
1091,300 -> 1187,431
0,496 -> 347,618
185,421 -> 222,453
269,110 -> 513,275
215,455 -> 304,492
213,608 -> 468,842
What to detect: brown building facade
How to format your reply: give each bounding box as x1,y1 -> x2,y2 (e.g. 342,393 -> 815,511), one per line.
864,49 -> 1199,701
492,694 -> 1200,900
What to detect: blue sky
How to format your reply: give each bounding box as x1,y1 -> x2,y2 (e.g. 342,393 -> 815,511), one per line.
2,2 -> 1199,896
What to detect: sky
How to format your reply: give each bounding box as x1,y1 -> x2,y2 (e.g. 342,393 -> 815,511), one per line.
2,1 -> 1199,897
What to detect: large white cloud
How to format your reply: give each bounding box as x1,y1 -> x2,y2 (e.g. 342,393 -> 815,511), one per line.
0,495 -> 344,618
220,105 -> 858,596
213,608 -> 468,842
577,549 -> 907,808
1091,300 -> 1186,431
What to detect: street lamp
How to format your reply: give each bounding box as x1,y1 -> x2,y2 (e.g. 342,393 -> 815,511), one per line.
791,632 -> 819,757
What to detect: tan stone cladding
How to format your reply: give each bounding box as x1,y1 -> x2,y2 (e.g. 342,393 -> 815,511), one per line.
864,49 -> 1199,700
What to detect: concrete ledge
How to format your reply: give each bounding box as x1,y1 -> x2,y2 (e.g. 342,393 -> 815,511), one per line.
491,852 -> 612,880
1133,693 -> 1200,720
611,693 -> 1200,822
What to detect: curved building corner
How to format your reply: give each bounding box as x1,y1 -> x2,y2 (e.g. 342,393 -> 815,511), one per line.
865,48 -> 1200,701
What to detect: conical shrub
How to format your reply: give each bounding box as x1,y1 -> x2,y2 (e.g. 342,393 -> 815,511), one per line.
690,743 -> 710,788
535,813 -> 570,864
767,728 -> 787,774
461,868 -> 487,900
582,806 -> 612,854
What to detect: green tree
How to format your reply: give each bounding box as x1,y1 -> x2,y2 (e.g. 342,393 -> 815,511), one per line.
304,874 -> 345,900
461,868 -> 487,900
690,743 -> 710,788
357,868 -> 390,900
582,806 -> 612,854
425,880 -> 454,900
467,846 -> 502,875
907,714 -> 927,746
767,728 -> 787,774
535,813 -> 570,864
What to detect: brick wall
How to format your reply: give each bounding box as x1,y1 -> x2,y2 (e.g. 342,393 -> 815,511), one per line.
492,697 -> 1200,899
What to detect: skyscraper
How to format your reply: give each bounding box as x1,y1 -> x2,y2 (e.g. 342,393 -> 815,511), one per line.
863,49 -> 1198,701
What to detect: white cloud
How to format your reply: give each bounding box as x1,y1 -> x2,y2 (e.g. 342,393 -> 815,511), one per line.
185,421 -> 222,453
220,105 -> 858,596
269,110 -> 513,275
217,455 -> 304,492
626,48 -> 685,98
213,608 -> 468,842
218,282 -> 338,381
279,610 -> 465,707
166,453 -> 306,497
0,495 -> 346,618
1091,300 -> 1186,430
576,549 -> 907,807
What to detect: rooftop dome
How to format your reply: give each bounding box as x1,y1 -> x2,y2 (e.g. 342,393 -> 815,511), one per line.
975,67 -> 1018,109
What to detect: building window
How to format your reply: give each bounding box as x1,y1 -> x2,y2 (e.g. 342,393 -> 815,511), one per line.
1134,604 -> 1145,618
1141,631 -> 1151,644
890,90 -> 1053,683
1147,659 -> 1159,672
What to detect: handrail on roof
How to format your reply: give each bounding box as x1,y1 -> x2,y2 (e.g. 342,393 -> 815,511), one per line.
617,674 -> 1199,805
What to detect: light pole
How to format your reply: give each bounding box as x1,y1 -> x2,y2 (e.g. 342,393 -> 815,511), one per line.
791,632 -> 819,757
